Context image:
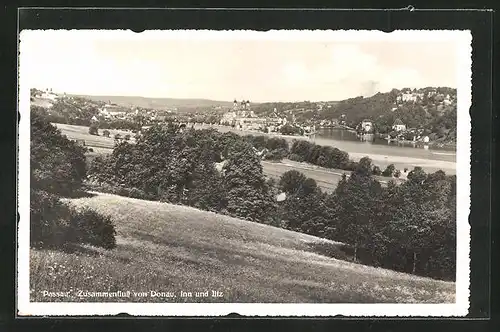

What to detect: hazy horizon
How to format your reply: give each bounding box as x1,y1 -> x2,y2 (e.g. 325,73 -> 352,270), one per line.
21,30 -> 460,103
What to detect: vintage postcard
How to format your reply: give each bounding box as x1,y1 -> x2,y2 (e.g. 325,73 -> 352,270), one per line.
18,29 -> 471,316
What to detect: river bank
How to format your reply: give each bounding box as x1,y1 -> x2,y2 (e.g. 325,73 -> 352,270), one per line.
372,133 -> 456,150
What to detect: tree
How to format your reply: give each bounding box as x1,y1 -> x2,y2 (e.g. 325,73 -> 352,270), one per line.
279,170 -> 307,195
280,187 -> 327,235
103,129 -> 110,138
329,157 -> 382,262
30,110 -> 116,250
114,133 -> 122,141
377,167 -> 456,279
386,168 -> 431,274
31,110 -> 87,196
372,165 -> 382,176
290,140 -> 314,161
124,134 -> 131,141
382,164 -> 396,177
222,140 -> 276,223
280,124 -> 302,136
184,145 -> 226,212
89,124 -> 99,136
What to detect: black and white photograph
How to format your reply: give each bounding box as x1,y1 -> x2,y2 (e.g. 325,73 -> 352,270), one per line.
17,29 -> 471,316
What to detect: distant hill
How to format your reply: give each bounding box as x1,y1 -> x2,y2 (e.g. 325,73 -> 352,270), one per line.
318,87 -> 456,125
68,94 -> 235,110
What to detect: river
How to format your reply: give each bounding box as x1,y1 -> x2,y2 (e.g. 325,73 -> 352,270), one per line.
312,128 -> 456,163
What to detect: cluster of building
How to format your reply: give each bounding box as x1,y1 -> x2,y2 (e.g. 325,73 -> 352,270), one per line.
220,100 -> 288,132
358,118 -> 429,142
395,89 -> 454,106
359,118 -> 407,133
318,119 -> 339,127
32,88 -> 58,101
96,104 -> 172,122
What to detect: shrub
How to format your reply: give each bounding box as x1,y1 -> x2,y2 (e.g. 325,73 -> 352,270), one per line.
89,124 -> 99,136
279,170 -> 307,194
266,137 -> 289,151
343,160 -> 359,172
69,207 -> 117,249
264,148 -> 288,161
30,189 -> 72,248
372,165 -> 382,176
30,189 -> 117,250
382,164 -> 396,177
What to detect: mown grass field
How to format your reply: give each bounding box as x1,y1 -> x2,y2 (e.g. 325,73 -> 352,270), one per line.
52,123 -> 135,149
262,159 -> 405,193
30,192 -> 455,303
262,161 -> 344,193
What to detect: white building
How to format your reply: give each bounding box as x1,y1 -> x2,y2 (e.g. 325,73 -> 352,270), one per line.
392,118 -> 407,132
397,93 -> 417,103
40,91 -> 58,101
361,119 -> 373,132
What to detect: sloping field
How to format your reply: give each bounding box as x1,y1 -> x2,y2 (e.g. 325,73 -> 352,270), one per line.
52,123 -> 135,149
262,161 -> 344,193
262,159 -> 405,193
30,193 -> 455,303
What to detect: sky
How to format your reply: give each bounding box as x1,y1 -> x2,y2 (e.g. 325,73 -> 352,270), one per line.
20,30 -> 462,102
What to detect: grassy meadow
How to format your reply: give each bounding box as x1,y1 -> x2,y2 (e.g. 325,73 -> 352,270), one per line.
30,192 -> 455,303
52,123 -> 135,150
262,159 -> 405,193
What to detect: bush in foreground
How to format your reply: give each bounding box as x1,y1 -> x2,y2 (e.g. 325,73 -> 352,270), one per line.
69,207 -> 117,249
30,189 -> 117,250
30,189 -> 73,248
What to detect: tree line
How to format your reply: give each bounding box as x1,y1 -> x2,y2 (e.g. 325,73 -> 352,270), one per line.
242,134 -> 404,178
87,122 -> 456,281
